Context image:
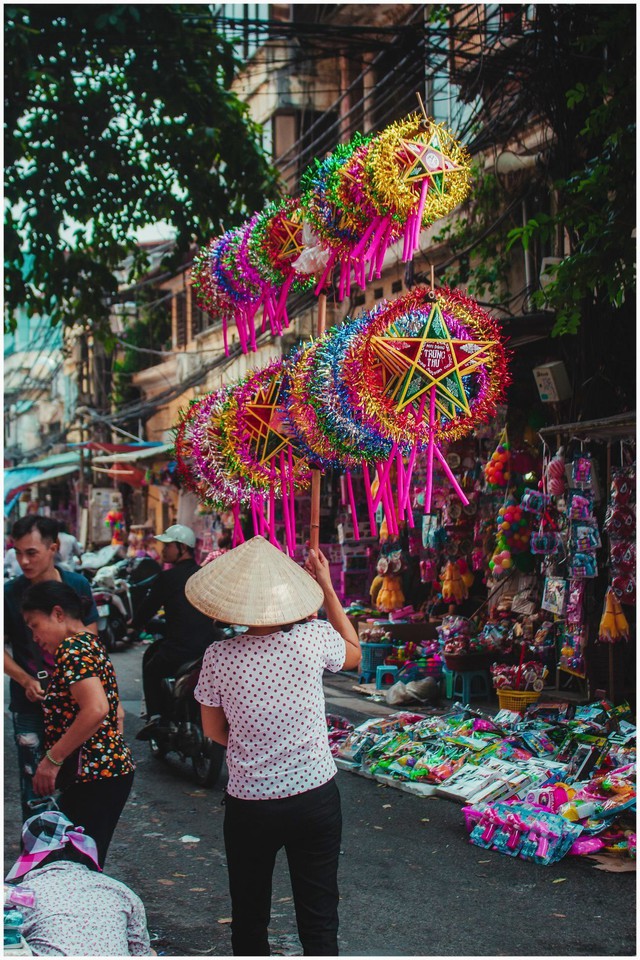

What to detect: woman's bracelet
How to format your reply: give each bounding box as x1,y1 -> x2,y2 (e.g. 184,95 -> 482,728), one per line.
45,750 -> 64,767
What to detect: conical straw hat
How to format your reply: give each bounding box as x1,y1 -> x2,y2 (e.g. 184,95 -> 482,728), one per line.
185,536 -> 324,626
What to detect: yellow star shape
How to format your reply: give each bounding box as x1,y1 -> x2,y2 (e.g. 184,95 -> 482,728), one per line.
370,302 -> 497,422
244,377 -> 295,465
276,216 -> 304,260
396,136 -> 461,187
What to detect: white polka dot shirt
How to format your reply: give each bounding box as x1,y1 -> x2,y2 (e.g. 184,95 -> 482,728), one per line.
195,619 -> 346,800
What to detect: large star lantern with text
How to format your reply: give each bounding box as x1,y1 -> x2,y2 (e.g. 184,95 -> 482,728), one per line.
370,301 -> 498,422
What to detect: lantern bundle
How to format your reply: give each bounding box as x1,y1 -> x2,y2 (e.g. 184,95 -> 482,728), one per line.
173,286 -> 508,549
191,112 -> 472,355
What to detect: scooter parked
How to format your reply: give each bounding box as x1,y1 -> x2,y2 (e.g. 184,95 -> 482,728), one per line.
92,555 -> 162,652
146,653 -> 225,787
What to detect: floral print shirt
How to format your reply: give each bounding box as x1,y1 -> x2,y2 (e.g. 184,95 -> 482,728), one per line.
44,632 -> 135,782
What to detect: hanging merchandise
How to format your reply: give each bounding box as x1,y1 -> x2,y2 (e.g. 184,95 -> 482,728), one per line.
104,509 -> 126,546
370,552 -> 406,613
297,114 -> 472,296
605,463 -> 636,606
598,587 -> 631,644
440,560 -> 468,605
484,430 -> 511,488
545,447 -> 567,497
571,452 -> 593,487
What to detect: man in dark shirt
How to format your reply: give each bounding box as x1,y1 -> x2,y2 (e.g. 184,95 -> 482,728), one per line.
4,515 -> 99,819
133,524 -> 218,739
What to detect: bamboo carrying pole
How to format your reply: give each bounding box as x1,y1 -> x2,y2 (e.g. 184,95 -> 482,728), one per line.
309,293 -> 327,554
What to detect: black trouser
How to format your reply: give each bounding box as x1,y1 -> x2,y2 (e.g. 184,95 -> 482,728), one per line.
142,641 -> 187,719
58,770 -> 134,868
223,777 -> 342,957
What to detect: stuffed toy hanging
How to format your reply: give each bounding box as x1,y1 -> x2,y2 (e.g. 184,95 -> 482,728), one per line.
441,560 -> 468,605
370,552 -> 405,612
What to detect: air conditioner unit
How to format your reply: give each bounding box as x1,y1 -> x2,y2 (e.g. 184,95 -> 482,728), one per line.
177,352 -> 202,381
533,361 -> 572,403
539,257 -> 562,291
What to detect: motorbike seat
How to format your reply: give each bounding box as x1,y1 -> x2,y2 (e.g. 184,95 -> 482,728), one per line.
175,657 -> 203,679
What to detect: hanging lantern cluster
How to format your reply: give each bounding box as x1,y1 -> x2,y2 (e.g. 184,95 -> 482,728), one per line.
191,112 -> 472,355
173,286 -> 508,549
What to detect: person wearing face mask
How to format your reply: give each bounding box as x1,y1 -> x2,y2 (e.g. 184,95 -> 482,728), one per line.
4,515 -> 99,820
132,525 -> 221,741
19,580 -> 135,867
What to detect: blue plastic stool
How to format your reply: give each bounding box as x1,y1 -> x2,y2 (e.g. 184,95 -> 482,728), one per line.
445,668 -> 490,702
376,665 -> 400,689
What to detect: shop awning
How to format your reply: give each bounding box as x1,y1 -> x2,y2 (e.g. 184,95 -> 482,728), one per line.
4,461 -> 81,516
67,441 -> 166,453
91,441 -> 174,465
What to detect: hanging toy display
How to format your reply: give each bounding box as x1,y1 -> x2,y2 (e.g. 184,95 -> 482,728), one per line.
484,430 -> 511,488
545,447 -> 567,497
370,552 -> 406,613
104,509 -> 126,546
598,587 -> 631,644
440,560 -> 468,605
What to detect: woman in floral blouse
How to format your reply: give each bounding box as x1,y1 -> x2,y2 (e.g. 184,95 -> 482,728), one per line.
21,581 -> 135,866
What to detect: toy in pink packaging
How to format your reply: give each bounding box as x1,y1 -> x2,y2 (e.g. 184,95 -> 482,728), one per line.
524,784 -> 573,812
567,489 -> 593,520
565,580 -> 585,624
571,453 -> 592,487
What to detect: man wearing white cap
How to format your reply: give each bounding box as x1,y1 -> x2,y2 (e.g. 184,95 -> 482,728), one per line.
133,525 -> 219,739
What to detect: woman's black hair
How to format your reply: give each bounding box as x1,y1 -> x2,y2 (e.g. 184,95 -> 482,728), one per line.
21,580 -> 92,621
27,844 -> 100,874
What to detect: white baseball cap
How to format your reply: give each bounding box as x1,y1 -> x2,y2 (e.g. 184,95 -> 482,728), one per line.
155,524 -> 196,548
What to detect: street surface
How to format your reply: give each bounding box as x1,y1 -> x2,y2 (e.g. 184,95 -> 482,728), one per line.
4,642 -> 636,957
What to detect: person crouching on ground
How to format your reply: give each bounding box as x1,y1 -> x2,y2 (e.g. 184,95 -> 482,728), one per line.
6,810 -> 153,956
20,581 -> 135,867
187,535 -> 361,957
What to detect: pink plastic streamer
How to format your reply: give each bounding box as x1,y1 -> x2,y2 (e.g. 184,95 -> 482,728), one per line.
434,445 -> 470,506
372,443 -> 398,510
250,494 -> 260,537
345,470 -> 360,542
424,389 -> 437,514
362,464 -> 378,537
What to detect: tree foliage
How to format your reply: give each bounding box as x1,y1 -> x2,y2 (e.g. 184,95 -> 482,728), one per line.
5,5 -> 279,334
503,6 -> 636,337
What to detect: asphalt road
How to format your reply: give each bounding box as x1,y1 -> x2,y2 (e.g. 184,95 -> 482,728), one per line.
4,642 -> 637,957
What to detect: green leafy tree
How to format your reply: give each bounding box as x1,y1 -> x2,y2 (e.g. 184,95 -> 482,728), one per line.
503,6 -> 636,338
5,5 -> 279,335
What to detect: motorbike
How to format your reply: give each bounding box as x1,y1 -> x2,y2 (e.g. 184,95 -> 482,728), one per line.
79,543 -> 127,580
146,652 -> 226,787
92,555 -> 163,652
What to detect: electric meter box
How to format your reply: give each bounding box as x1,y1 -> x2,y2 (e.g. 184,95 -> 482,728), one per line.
533,361 -> 572,403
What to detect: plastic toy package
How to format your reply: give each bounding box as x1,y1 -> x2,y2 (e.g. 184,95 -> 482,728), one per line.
466,799 -> 584,865
571,453 -> 593,487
